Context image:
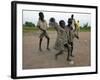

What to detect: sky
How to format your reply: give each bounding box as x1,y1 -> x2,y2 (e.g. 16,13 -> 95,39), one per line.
23,10 -> 91,27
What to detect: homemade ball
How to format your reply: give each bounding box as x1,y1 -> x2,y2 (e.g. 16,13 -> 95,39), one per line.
69,60 -> 74,65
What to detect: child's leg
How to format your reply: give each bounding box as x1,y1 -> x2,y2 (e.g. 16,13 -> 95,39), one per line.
66,45 -> 72,61
70,42 -> 74,57
64,43 -> 72,61
55,50 -> 63,60
39,33 -> 44,51
39,38 -> 43,51
45,32 -> 50,50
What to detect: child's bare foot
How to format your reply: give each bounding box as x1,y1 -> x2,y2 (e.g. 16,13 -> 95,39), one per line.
75,35 -> 79,39
68,60 -> 74,65
70,54 -> 74,57
39,48 -> 42,51
47,48 -> 50,51
67,58 -> 72,61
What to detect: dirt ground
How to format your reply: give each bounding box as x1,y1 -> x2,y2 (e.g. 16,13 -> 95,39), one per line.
23,31 -> 91,69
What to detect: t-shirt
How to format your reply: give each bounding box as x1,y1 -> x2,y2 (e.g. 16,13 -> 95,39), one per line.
68,18 -> 76,30
71,19 -> 76,30
65,25 -> 75,42
76,21 -> 80,30
37,19 -> 48,31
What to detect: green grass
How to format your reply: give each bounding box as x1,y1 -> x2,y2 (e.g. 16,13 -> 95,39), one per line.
23,27 -> 38,32
23,26 -> 90,32
80,28 -> 91,32
23,27 -> 56,32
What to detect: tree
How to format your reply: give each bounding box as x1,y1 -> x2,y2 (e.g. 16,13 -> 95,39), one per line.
83,23 -> 89,28
24,21 -> 35,27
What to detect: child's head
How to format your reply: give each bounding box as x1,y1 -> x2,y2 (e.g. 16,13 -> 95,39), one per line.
77,20 -> 79,23
49,17 -> 57,27
68,18 -> 72,25
67,18 -> 73,30
59,20 -> 65,28
71,14 -> 74,19
49,17 -> 55,23
39,12 -> 44,20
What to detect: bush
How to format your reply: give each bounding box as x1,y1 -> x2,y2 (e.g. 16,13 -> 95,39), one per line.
24,21 -> 35,27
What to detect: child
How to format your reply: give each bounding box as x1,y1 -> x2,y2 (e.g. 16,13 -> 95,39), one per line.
65,18 -> 79,58
69,14 -> 76,30
49,18 -> 72,61
75,20 -> 80,38
37,12 -> 50,51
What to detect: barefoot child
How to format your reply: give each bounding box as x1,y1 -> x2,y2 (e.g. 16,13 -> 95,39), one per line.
49,18 -> 72,61
37,12 -> 50,51
65,18 -> 79,58
75,20 -> 80,38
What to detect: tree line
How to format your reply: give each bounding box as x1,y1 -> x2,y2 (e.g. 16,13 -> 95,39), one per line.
23,21 -> 91,28
23,21 -> 35,27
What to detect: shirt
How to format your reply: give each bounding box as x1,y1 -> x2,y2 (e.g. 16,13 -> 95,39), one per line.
37,19 -> 48,31
76,21 -> 80,31
65,25 -> 75,42
71,19 -> 76,30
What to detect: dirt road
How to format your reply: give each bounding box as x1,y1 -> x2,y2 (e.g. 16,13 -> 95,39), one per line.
23,31 -> 90,69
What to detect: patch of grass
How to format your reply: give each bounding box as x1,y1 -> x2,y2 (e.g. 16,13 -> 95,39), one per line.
23,26 -> 56,32
23,27 -> 38,32
23,26 -> 91,32
80,28 -> 91,32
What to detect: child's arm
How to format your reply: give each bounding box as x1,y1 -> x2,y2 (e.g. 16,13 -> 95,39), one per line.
74,33 -> 79,39
49,22 -> 58,31
64,43 -> 72,48
58,26 -> 65,31
37,25 -> 46,33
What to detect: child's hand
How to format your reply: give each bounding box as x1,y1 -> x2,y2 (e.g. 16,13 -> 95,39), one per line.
68,45 -> 72,48
43,30 -> 46,33
74,34 -> 79,39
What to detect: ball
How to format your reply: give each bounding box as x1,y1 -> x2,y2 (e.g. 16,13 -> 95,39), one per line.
69,60 -> 74,64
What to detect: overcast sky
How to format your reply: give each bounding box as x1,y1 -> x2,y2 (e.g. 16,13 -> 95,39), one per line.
23,10 -> 91,27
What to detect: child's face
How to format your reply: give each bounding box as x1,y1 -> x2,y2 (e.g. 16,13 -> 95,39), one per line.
68,22 -> 72,25
49,18 -> 56,27
71,15 -> 74,19
60,21 -> 65,28
39,13 -> 44,20
68,19 -> 72,25
50,18 -> 55,23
